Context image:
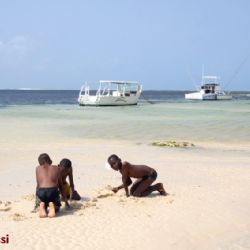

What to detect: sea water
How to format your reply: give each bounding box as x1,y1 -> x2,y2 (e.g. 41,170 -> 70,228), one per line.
0,90 -> 250,144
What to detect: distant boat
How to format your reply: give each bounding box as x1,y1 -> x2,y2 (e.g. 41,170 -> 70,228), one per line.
185,75 -> 232,100
78,80 -> 142,106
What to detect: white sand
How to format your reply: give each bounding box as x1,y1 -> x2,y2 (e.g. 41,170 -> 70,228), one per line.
0,139 -> 250,250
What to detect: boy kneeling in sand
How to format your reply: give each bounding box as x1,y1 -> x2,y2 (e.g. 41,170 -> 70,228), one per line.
33,158 -> 80,212
36,153 -> 68,218
107,154 -> 167,197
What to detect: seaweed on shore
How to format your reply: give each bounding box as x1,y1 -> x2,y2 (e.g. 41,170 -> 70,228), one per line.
151,141 -> 195,148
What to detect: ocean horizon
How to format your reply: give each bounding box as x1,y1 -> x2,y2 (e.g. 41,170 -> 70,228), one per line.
0,89 -> 250,106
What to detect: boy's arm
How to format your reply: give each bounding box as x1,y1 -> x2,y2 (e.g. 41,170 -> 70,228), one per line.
112,177 -> 132,193
112,166 -> 132,197
36,167 -> 39,189
68,168 -> 75,201
58,176 -> 70,208
122,176 -> 132,197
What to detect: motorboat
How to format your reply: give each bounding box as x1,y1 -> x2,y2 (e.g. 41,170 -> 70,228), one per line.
78,80 -> 142,106
185,75 -> 232,100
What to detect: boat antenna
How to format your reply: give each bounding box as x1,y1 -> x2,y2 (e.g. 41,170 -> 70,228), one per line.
187,70 -> 198,90
224,52 -> 250,90
201,64 -> 205,85
140,92 -> 155,104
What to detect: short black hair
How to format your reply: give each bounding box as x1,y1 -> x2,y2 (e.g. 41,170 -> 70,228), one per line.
59,158 -> 72,169
108,154 -> 119,162
38,153 -> 52,165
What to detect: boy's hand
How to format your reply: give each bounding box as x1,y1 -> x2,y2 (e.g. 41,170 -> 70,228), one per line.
65,200 -> 71,209
112,187 -> 119,193
70,188 -> 74,202
65,205 -> 73,211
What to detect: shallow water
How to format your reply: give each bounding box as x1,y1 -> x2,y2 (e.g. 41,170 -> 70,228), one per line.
0,99 -> 249,144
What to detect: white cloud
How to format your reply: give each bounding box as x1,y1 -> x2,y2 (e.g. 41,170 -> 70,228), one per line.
0,35 -> 35,65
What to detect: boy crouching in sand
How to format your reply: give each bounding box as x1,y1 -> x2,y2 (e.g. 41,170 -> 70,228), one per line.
58,158 -> 81,201
107,154 -> 167,197
36,153 -> 68,218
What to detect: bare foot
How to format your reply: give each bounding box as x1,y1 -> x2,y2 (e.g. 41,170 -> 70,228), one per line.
159,183 -> 168,196
39,202 -> 47,218
48,202 -> 56,218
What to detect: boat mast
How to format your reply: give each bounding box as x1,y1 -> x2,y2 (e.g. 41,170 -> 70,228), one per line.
201,64 -> 205,85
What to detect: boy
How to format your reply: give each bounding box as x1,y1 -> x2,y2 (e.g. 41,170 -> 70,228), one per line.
107,154 -> 167,197
33,157 -> 80,213
36,153 -> 69,218
58,158 -> 81,201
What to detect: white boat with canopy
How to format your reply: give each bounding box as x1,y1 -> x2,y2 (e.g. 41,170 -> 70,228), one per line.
185,75 -> 232,100
78,80 -> 142,106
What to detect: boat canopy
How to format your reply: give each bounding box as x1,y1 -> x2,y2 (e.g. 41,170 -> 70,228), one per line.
202,83 -> 219,87
100,80 -> 140,85
202,75 -> 220,86
202,76 -> 220,80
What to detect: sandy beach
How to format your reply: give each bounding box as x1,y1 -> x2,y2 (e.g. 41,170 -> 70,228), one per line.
0,138 -> 250,250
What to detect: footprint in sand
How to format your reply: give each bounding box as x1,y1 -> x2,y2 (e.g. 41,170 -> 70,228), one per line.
10,213 -> 27,221
84,201 -> 97,208
162,194 -> 174,204
104,185 -> 113,190
70,202 -> 84,210
71,201 -> 97,211
118,198 -> 126,203
22,194 -> 35,201
75,201 -> 98,216
168,199 -> 174,204
129,197 -> 145,204
96,189 -> 114,199
0,201 -> 12,212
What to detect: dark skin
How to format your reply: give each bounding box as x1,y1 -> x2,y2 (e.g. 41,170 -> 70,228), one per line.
58,166 -> 75,201
36,163 -> 60,189
36,163 -> 70,208
108,156 -> 167,197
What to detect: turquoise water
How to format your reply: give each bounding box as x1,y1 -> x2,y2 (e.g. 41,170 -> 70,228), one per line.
1,100 -> 249,144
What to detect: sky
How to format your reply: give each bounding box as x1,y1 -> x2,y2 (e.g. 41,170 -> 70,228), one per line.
0,0 -> 249,90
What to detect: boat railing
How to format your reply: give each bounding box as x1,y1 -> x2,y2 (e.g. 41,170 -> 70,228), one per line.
80,81 -> 142,98
85,85 -> 90,95
79,83 -> 90,97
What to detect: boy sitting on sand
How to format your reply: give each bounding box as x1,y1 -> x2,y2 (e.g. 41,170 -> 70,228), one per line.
107,154 -> 167,197
36,153 -> 68,218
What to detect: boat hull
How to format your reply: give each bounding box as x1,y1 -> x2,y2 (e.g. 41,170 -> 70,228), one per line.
185,92 -> 216,100
216,94 -> 232,100
78,95 -> 140,106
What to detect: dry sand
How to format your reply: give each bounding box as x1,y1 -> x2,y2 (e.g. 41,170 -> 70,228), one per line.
0,139 -> 250,250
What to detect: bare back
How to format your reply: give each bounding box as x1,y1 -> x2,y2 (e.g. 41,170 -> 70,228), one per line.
36,164 -> 60,188
122,162 -> 153,178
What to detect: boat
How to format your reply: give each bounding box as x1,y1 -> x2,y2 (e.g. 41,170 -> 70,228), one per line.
185,75 -> 232,100
78,80 -> 142,106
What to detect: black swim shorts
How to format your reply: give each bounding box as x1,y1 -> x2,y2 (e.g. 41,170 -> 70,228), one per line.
142,169 -> 157,181
36,187 -> 61,207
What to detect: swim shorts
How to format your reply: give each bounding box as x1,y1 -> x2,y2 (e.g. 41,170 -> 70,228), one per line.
36,187 -> 61,207
142,169 -> 157,181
